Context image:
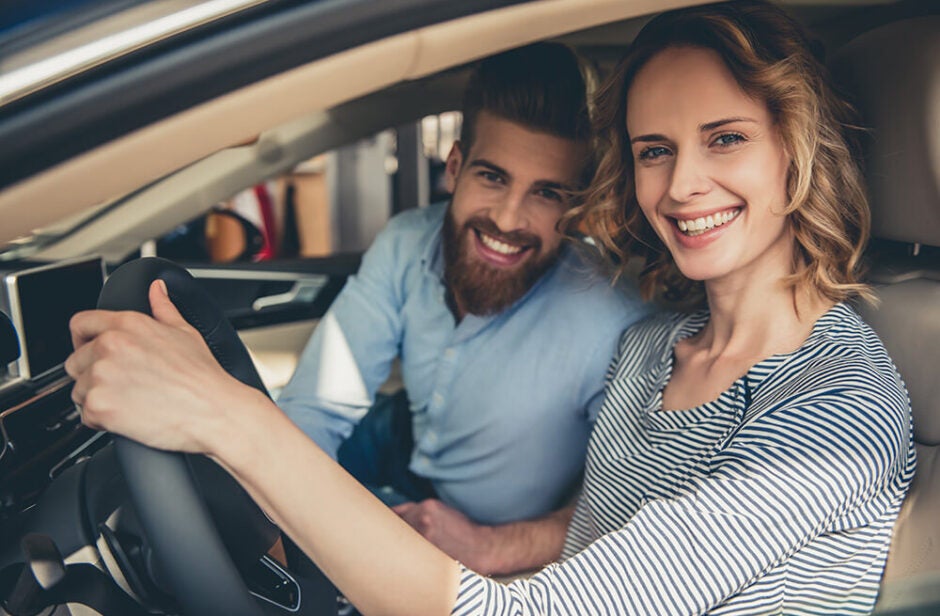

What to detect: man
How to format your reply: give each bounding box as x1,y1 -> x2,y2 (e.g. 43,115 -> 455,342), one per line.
277,43 -> 649,575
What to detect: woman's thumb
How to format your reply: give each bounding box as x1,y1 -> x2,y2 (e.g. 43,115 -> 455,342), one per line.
149,279 -> 187,326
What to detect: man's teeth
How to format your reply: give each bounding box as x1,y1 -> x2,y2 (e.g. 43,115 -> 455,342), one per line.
479,232 -> 523,255
676,209 -> 740,236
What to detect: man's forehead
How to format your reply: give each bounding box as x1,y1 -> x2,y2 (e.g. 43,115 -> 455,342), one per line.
465,112 -> 588,185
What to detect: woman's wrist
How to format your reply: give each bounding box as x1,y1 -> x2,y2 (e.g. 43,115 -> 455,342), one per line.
200,380 -> 276,468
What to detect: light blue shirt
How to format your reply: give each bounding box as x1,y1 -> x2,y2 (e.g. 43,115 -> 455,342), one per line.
278,202 -> 650,524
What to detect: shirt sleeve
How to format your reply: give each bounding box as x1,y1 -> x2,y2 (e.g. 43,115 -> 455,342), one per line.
450,363 -> 912,615
276,221 -> 407,458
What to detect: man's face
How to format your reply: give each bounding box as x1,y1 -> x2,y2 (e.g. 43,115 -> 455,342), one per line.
442,111 -> 587,318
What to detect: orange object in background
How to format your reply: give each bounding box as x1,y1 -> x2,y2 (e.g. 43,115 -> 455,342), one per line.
205,210 -> 249,263
289,170 -> 333,257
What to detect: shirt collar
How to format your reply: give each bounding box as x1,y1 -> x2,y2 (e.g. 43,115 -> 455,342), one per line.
420,207 -> 447,280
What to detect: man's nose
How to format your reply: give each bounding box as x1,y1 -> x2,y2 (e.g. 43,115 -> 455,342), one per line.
667,149 -> 712,204
489,191 -> 527,232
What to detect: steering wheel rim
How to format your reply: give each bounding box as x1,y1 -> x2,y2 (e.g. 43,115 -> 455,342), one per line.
98,257 -> 279,616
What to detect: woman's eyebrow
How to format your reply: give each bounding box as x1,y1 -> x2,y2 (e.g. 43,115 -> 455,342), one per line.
630,117 -> 760,144
630,133 -> 668,145
699,117 -> 757,132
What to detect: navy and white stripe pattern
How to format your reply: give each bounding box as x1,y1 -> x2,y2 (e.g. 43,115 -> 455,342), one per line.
452,303 -> 915,615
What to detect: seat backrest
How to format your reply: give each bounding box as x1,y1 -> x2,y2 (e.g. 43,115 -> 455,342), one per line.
830,15 -> 940,613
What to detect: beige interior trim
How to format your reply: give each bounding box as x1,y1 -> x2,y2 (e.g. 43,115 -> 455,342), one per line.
36,70 -> 467,262
239,320 -> 317,392
0,0 -> 708,248
0,32 -> 416,247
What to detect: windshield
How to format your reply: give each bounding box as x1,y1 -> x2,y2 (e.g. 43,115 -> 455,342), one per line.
0,0 -> 272,108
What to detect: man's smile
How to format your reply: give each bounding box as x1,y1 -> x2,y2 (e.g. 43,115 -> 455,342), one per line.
470,227 -> 535,267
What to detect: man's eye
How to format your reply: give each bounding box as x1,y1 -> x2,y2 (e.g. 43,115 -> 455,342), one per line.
536,188 -> 563,202
713,132 -> 746,148
478,170 -> 504,184
638,146 -> 671,161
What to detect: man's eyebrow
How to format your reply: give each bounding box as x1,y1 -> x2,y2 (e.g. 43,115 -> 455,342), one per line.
469,159 -> 576,192
468,159 -> 510,177
630,118 -> 758,144
534,180 -> 577,193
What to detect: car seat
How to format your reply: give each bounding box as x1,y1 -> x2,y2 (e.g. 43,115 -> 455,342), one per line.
830,14 -> 940,614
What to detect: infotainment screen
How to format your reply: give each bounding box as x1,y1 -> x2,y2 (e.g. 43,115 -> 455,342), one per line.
4,257 -> 105,380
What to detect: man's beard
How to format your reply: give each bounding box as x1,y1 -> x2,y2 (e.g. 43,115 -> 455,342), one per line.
442,207 -> 559,317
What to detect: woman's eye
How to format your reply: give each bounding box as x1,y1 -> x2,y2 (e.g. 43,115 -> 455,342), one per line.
713,132 -> 746,148
638,146 -> 671,161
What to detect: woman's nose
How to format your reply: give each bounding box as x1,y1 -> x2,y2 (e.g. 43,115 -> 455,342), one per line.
668,150 -> 712,204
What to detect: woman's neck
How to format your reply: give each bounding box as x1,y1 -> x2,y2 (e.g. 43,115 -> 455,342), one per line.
698,265 -> 832,364
662,266 -> 832,412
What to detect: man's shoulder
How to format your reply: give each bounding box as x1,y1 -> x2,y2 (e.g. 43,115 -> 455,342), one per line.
364,203 -> 446,268
543,246 -> 648,316
382,202 -> 447,238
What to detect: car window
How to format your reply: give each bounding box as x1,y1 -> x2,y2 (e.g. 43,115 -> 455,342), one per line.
150,111 -> 461,264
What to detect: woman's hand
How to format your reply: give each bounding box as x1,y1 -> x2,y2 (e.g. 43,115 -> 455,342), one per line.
65,279 -> 249,455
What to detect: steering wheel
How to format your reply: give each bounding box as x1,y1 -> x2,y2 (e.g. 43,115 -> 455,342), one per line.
97,257 -> 330,616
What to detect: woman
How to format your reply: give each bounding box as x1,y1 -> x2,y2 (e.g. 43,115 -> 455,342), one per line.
67,1 -> 914,614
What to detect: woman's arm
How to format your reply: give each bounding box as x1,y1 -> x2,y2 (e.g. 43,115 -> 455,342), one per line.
218,393 -> 461,616
67,280 -> 460,616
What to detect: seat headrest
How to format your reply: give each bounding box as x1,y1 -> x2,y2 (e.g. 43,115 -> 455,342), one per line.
830,16 -> 940,247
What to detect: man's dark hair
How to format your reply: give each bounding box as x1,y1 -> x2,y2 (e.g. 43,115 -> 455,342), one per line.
459,42 -> 590,152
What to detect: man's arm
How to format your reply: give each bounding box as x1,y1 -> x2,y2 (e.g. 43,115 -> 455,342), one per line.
392,499 -> 575,576
276,221 -> 407,457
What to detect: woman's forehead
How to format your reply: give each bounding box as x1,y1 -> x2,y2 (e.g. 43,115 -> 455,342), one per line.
625,46 -> 769,135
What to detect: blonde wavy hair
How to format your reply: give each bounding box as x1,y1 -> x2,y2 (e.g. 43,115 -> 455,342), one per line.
569,0 -> 872,305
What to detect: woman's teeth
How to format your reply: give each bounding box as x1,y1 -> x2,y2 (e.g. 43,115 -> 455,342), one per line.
676,209 -> 740,237
479,232 -> 523,255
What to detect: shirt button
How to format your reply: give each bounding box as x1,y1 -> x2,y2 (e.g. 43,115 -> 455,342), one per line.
427,431 -> 437,443
432,392 -> 444,405
444,348 -> 455,360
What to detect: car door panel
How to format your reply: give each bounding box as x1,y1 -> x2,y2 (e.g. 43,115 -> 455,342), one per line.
184,254 -> 361,394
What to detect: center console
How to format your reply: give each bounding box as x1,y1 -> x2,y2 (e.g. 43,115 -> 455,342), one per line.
1,257 -> 107,521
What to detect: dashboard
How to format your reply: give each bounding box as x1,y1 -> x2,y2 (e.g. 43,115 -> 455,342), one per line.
0,257 -> 329,615
0,257 -> 109,549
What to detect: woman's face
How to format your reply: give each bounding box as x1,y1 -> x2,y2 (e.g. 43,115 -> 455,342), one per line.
626,46 -> 793,287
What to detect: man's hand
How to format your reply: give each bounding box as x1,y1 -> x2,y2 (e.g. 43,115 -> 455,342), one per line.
392,499 -> 575,576
392,499 -> 495,573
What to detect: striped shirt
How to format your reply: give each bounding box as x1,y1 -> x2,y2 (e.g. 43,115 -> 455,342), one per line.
452,303 -> 915,615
